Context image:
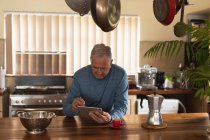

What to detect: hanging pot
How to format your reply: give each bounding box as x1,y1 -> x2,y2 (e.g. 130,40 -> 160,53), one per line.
91,0 -> 121,32
153,0 -> 176,25
65,0 -> 91,16
174,0 -> 187,37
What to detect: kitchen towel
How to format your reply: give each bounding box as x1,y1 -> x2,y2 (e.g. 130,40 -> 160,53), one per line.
0,68 -> 6,89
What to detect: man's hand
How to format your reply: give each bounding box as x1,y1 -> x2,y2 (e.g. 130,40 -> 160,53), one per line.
71,97 -> 85,112
89,111 -> 112,124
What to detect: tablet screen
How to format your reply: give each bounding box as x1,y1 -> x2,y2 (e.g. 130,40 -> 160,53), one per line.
78,106 -> 102,120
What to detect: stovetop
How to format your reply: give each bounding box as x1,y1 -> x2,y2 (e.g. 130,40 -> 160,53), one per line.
11,86 -> 67,106
10,76 -> 68,106
13,86 -> 67,95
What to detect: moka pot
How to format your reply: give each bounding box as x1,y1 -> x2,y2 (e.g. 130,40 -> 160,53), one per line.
147,94 -> 164,125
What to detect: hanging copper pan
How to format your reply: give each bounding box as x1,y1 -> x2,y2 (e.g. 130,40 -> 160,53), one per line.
153,0 -> 176,25
91,0 -> 121,32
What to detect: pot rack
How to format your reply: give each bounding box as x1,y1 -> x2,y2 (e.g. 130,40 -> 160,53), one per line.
64,0 -> 193,32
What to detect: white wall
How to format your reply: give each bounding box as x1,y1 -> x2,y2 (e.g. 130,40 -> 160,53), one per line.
0,0 -> 210,40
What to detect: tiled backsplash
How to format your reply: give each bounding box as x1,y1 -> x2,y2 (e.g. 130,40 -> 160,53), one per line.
139,41 -> 184,75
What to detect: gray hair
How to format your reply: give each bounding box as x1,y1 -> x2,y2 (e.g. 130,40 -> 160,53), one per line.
90,43 -> 112,60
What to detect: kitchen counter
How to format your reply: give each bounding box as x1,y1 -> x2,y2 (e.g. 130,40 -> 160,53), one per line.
0,113 -> 209,140
129,88 -> 195,95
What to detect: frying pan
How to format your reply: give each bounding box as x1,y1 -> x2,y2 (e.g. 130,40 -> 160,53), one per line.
153,0 -> 176,25
65,0 -> 91,16
91,0 -> 121,32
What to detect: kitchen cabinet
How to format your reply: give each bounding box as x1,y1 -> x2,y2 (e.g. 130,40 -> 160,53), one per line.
127,88 -> 199,114
127,95 -> 137,115
0,88 -> 9,117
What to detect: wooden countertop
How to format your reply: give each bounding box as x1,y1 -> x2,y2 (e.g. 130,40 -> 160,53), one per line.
129,88 -> 195,95
0,113 -> 209,140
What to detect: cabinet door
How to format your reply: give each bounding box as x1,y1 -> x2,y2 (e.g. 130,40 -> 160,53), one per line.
126,95 -> 137,115
126,99 -> 131,115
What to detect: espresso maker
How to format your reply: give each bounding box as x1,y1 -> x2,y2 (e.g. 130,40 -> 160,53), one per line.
137,65 -> 158,90
147,94 -> 164,126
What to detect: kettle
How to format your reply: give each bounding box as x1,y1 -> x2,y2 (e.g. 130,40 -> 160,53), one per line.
146,94 -> 164,126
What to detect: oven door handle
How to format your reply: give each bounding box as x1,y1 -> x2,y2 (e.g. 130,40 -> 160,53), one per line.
13,107 -> 63,111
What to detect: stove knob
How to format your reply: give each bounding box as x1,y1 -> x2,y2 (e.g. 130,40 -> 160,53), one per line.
38,100 -> 42,103
54,100 -> 57,103
49,100 -> 52,103
59,100 -> 63,103
43,100 -> 47,103
21,100 -> 24,104
15,100 -> 19,104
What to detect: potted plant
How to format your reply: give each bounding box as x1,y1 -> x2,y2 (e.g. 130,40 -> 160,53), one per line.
144,21 -> 210,100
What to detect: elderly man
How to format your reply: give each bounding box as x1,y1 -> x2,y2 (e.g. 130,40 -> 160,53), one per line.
63,43 -> 128,124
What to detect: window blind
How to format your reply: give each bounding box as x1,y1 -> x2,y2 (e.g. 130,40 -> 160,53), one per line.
5,13 -> 140,75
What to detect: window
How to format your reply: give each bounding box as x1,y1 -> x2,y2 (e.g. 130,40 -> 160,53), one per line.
5,12 -> 140,75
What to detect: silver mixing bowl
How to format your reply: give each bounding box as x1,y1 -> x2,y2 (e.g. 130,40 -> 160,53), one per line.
17,111 -> 56,134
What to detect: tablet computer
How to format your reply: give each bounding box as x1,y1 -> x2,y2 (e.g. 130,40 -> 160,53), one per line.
78,106 -> 102,121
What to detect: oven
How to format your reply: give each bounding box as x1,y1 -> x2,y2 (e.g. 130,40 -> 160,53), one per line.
10,76 -> 67,117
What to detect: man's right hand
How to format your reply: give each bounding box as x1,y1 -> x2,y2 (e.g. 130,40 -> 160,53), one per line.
71,97 -> 85,112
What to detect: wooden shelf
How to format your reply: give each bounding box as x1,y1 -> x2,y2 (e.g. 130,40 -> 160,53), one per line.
129,88 -> 195,95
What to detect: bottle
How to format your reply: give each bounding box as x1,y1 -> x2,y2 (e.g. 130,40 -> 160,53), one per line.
176,64 -> 184,88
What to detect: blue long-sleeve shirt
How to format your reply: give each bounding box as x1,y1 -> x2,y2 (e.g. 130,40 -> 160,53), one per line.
63,64 -> 128,119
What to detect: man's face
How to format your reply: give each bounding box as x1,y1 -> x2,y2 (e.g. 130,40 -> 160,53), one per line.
91,56 -> 112,79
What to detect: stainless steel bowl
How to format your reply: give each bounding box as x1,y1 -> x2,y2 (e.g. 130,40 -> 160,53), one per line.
17,111 -> 56,134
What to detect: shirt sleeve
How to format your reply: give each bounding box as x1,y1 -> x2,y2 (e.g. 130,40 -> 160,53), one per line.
63,76 -> 80,116
109,72 -> 128,119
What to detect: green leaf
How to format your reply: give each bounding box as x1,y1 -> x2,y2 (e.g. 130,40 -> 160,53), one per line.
144,40 -> 185,60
